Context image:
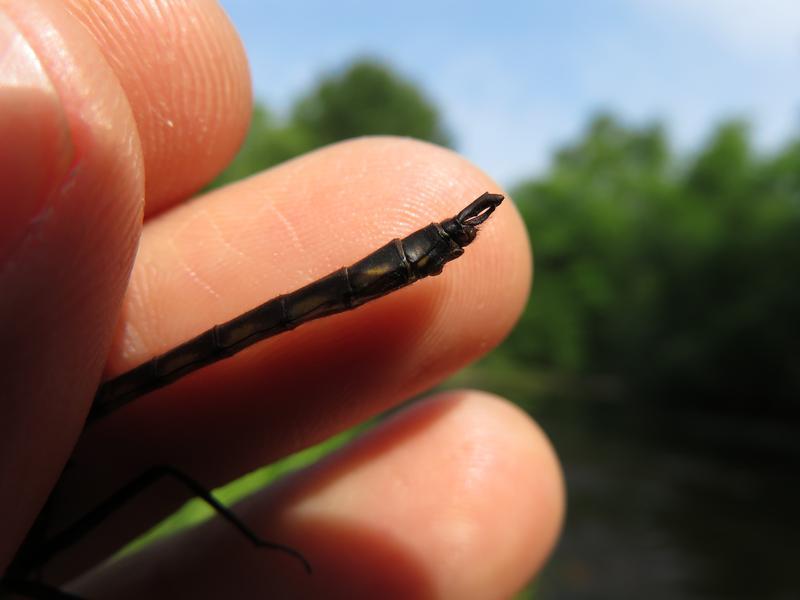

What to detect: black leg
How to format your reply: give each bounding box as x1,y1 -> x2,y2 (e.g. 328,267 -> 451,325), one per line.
23,465 -> 311,574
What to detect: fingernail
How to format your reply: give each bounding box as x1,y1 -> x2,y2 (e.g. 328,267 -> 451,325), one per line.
0,10 -> 73,263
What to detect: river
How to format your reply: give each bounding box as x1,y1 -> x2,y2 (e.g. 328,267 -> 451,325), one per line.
532,398 -> 800,599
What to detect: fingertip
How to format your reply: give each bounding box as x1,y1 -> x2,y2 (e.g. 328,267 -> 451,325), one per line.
361,389 -> 565,594
315,136 -> 534,347
255,388 -> 563,598
335,136 -> 533,381
303,388 -> 564,597
64,0 -> 252,213
440,390 -> 566,573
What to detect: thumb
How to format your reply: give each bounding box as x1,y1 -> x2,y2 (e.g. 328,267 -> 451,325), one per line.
0,1 -> 143,568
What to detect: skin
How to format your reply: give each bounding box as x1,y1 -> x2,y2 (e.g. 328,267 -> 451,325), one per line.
0,1 -> 564,598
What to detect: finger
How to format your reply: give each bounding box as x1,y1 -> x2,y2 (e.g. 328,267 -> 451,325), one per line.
0,0 -> 142,568
63,0 -> 251,215
71,392 -> 565,600
85,136 -> 531,470
53,137 -> 531,578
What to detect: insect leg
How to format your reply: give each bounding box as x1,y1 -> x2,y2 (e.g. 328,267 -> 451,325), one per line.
24,465 -> 311,575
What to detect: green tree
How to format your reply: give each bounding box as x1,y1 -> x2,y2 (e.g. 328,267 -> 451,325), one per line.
210,58 -> 451,189
504,114 -> 800,416
292,58 -> 452,147
506,115 -> 673,373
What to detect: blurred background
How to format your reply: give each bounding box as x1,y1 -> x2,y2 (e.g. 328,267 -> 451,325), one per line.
139,1 -> 800,598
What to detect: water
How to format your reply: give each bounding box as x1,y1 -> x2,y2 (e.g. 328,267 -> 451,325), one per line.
533,399 -> 800,599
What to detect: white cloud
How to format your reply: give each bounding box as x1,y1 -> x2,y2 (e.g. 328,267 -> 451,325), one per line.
635,0 -> 800,59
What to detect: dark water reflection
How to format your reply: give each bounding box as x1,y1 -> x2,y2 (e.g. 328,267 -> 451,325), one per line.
534,399 -> 800,599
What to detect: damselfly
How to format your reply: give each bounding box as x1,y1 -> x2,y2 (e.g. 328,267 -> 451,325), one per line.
2,192 -> 504,599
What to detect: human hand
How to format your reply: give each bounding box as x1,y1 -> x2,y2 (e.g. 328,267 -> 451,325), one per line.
0,1 -> 563,597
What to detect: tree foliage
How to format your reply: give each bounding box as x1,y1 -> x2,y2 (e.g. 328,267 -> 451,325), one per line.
292,58 -> 451,147
505,114 -> 800,415
210,59 -> 450,188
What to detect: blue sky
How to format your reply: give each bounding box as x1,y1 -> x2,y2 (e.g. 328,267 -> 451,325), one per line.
220,0 -> 800,186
